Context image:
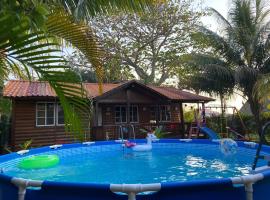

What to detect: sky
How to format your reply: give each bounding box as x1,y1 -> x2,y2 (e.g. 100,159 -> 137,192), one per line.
204,0 -> 229,16
202,0 -> 229,29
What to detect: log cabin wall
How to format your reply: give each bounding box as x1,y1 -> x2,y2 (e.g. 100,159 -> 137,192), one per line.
11,99 -> 182,148
11,99 -> 77,150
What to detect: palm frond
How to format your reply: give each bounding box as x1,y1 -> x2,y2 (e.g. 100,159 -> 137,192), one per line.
0,13 -> 90,140
254,73 -> 270,102
235,65 -> 258,95
182,53 -> 235,95
254,0 -> 270,24
46,10 -> 104,94
54,0 -> 164,21
192,26 -> 243,66
208,7 -> 232,31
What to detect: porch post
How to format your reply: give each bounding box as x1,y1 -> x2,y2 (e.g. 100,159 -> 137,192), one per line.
126,89 -> 130,124
179,102 -> 185,138
156,103 -> 160,126
95,101 -> 99,126
202,102 -> 206,125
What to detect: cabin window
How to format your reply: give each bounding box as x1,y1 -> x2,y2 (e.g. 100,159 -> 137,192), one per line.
36,103 -> 55,126
57,104 -> 64,125
150,106 -> 157,121
130,105 -> 139,123
115,106 -> 127,123
160,105 -> 171,122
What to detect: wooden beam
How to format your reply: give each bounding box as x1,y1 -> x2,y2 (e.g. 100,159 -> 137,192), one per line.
179,102 -> 185,138
11,99 -> 16,151
126,89 -> 130,124
202,102 -> 206,124
156,103 -> 160,125
94,101 -> 99,127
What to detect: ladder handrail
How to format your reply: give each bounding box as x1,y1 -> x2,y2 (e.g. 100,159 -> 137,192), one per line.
252,121 -> 270,170
118,124 -> 136,141
129,124 -> 136,140
119,125 -> 124,142
226,126 -> 245,140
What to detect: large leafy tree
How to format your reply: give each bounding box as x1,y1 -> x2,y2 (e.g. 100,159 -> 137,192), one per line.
185,0 -> 270,135
91,0 -> 203,85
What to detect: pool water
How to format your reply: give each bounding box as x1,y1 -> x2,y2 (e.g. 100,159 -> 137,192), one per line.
0,142 -> 267,184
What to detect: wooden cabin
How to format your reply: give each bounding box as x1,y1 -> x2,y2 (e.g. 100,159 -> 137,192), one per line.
3,80 -> 214,149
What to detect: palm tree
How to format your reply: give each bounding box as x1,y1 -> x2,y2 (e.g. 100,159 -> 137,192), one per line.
185,0 -> 270,136
0,0 -> 160,140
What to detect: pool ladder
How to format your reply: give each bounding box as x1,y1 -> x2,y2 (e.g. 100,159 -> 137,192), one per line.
118,124 -> 136,142
252,121 -> 270,170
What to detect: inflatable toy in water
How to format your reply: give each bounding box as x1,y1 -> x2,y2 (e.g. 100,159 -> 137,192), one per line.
220,138 -> 238,155
19,154 -> 59,170
125,141 -> 136,148
132,133 -> 157,152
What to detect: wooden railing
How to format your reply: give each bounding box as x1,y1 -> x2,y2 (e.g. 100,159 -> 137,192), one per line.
91,122 -> 187,140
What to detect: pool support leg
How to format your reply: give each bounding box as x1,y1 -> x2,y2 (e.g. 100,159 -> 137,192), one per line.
128,192 -> 136,200
11,178 -> 43,200
231,173 -> 264,200
110,183 -> 161,200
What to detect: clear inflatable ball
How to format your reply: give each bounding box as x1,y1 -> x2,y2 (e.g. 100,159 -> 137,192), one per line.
220,138 -> 238,155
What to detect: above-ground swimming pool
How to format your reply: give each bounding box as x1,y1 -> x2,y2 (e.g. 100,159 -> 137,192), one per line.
0,139 -> 270,200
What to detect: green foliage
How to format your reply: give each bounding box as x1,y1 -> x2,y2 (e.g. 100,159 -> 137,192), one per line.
154,126 -> 166,138
54,0 -> 162,21
0,115 -> 10,154
0,0 -> 49,31
184,0 -> 270,134
46,9 -> 104,93
19,140 -> 33,150
0,9 -> 91,140
184,110 -> 195,123
139,126 -> 167,138
0,99 -> 11,117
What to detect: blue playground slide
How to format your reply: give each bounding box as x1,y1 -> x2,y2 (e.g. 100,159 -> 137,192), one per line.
199,127 -> 219,139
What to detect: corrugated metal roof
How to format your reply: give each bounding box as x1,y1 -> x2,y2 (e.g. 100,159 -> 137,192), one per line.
3,80 -> 214,102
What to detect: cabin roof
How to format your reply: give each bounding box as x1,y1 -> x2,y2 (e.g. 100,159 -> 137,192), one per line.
3,80 -> 214,102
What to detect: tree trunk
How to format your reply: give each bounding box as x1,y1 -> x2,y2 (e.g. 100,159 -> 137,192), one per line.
248,95 -> 262,137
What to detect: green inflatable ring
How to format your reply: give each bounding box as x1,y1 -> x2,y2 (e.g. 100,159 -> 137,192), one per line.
19,155 -> 59,170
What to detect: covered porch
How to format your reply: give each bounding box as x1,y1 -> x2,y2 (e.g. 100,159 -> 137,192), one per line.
90,81 -> 214,140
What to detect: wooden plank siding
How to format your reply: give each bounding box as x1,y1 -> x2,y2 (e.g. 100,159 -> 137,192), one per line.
11,100 -> 76,150
11,100 -> 182,148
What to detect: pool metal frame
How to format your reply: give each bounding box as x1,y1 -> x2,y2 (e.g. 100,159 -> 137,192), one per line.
1,139 -> 270,200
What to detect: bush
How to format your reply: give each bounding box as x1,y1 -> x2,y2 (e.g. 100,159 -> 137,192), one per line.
0,115 -> 11,154
184,110 -> 195,123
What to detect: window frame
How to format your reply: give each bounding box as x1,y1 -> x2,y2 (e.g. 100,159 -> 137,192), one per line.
150,106 -> 157,121
130,105 -> 139,123
56,103 -> 65,126
115,105 -> 127,124
36,102 -> 56,127
159,105 -> 171,122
